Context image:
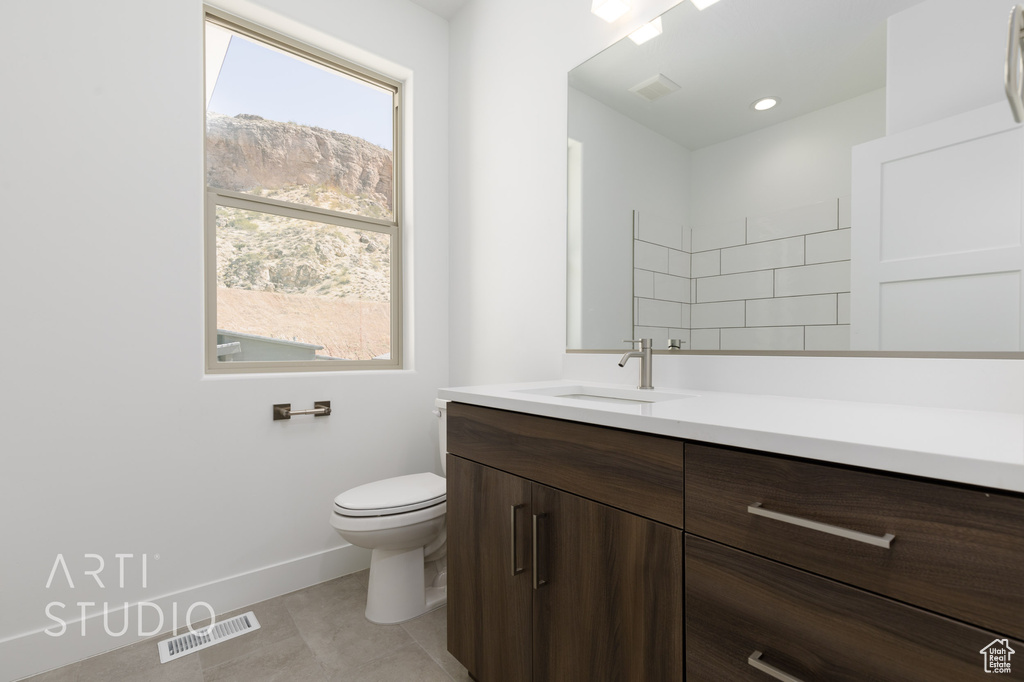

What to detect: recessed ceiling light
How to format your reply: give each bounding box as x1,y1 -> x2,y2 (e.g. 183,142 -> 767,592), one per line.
628,17 -> 663,45
752,97 -> 779,111
691,0 -> 723,10
591,0 -> 630,22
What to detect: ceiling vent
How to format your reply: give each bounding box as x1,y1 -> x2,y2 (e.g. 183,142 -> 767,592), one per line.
629,74 -> 680,102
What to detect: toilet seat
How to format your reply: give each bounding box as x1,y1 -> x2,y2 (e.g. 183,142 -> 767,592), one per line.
334,472 -> 446,517
330,499 -> 446,534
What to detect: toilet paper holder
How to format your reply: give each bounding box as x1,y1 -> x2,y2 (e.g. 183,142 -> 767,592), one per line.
273,401 -> 331,420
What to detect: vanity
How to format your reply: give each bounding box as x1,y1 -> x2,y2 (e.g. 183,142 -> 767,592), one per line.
443,0 -> 1024,677
440,382 -> 1024,681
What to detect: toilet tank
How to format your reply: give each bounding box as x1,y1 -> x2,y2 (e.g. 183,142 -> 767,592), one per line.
434,398 -> 450,474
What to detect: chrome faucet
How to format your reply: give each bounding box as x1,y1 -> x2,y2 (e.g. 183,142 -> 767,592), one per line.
618,338 -> 654,390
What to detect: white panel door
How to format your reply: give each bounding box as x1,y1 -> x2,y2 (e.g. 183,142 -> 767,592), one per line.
851,102 -> 1024,351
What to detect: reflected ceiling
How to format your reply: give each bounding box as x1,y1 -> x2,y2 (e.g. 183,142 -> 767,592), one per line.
569,0 -> 922,150
407,0 -> 469,19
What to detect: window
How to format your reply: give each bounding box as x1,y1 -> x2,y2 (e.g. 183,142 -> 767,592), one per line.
204,9 -> 401,372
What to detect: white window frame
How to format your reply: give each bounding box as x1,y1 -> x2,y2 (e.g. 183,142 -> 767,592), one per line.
204,7 -> 403,374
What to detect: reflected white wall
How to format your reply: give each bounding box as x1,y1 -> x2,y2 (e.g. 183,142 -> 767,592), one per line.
568,87 -> 689,350
689,88 -> 886,229
886,0 -> 1010,134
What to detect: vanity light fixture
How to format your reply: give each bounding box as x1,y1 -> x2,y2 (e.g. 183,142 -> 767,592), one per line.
752,96 -> 779,111
629,17 -> 663,45
591,0 -> 630,22
691,0 -> 723,9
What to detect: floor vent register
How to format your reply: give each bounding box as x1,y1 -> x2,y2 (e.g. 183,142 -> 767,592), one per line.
158,611 -> 261,663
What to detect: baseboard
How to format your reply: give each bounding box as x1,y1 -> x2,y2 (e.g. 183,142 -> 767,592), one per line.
1,544 -> 370,682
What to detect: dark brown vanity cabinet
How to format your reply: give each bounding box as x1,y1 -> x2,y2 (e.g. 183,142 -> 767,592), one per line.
445,403 -> 684,682
445,401 -> 1024,681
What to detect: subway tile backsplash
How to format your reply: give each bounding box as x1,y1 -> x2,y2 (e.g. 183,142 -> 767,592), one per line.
838,293 -> 851,325
634,269 -> 655,298
775,260 -> 851,297
690,328 -> 721,350
806,324 -> 851,351
696,270 -> 775,303
634,240 -> 670,272
638,297 -> 685,328
720,236 -> 805,275
668,249 -> 691,278
690,301 -> 746,329
691,250 -> 720,278
720,325 -> 805,351
634,198 -> 851,351
805,228 -> 852,265
745,293 -> 837,328
654,272 -> 690,303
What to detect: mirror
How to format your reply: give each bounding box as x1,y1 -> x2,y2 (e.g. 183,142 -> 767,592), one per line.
567,0 -> 1024,354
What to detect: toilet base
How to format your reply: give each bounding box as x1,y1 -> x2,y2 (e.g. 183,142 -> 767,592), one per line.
364,547 -> 448,624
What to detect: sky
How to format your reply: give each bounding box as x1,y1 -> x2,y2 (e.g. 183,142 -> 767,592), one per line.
207,33 -> 394,151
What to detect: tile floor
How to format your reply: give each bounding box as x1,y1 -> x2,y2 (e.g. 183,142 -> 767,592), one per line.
24,570 -> 471,682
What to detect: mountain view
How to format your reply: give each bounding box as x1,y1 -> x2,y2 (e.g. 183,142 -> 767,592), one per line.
207,112 -> 394,360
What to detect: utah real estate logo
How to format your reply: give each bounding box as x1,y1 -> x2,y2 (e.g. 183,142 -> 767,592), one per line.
980,639 -> 1015,674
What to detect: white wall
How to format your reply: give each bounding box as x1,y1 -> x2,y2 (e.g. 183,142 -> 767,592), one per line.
448,0 -> 681,385
568,87 -> 690,349
0,0 -> 448,679
449,0 -> 1023,418
886,0 -> 1013,134
689,88 -> 886,228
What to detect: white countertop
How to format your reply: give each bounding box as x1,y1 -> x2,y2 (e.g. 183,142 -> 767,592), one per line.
438,380 -> 1024,494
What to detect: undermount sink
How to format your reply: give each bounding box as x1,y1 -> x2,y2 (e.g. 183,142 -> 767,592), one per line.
513,384 -> 697,405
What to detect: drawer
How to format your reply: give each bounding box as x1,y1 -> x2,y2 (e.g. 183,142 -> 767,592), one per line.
685,535 -> 1023,681
685,443 -> 1024,638
446,403 -> 683,528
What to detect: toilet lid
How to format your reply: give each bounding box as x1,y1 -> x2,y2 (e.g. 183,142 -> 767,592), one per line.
334,472 -> 446,517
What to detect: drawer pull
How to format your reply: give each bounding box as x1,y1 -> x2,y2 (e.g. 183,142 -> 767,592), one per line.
532,513 -> 549,590
510,504 -> 526,576
748,650 -> 805,682
747,502 -> 895,549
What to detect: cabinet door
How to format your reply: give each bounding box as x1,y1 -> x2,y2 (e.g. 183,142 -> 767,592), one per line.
532,483 -> 683,682
447,455 -> 533,682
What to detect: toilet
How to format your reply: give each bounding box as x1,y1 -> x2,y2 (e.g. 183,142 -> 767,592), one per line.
329,399 -> 449,624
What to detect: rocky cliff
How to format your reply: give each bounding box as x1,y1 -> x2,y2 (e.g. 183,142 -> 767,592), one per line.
206,112 -> 393,215
208,112 -> 393,302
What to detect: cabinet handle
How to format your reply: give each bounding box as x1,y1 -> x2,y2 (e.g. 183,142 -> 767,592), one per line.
510,504 -> 525,576
747,502 -> 894,549
1006,5 -> 1024,123
532,513 -> 549,590
748,651 -> 805,682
